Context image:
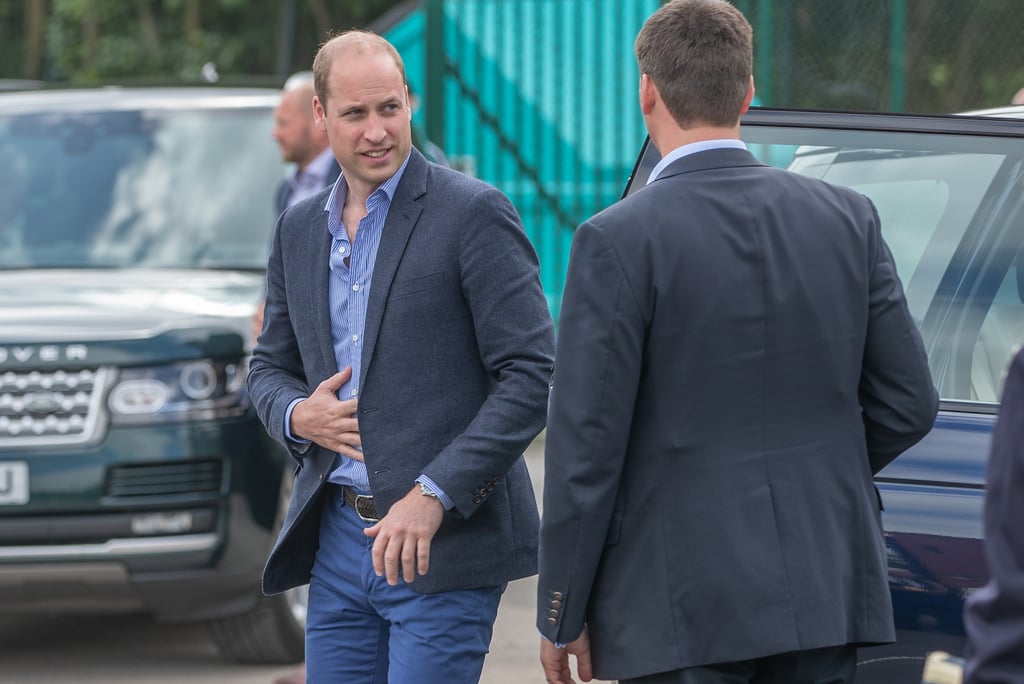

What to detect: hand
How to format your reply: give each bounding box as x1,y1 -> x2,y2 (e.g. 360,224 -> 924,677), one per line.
364,485 -> 444,585
540,628 -> 592,684
290,367 -> 362,460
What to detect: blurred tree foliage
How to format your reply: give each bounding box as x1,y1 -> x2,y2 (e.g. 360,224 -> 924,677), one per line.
0,0 -> 406,85
736,0 -> 1024,112
0,0 -> 1022,113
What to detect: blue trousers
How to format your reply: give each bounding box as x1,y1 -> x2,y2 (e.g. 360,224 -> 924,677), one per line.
306,486 -> 503,684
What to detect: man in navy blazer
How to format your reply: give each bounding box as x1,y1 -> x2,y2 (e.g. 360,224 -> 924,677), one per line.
963,349 -> 1024,683
537,1 -> 938,683
248,30 -> 554,683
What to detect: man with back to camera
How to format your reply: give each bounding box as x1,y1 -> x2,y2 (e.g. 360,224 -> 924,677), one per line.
248,29 -> 555,683
536,1 -> 939,683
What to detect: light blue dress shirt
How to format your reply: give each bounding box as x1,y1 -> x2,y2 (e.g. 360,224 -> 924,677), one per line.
283,147 -> 338,209
284,153 -> 452,508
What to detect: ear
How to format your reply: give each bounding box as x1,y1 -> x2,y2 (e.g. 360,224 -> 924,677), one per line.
313,95 -> 327,131
639,73 -> 657,116
739,75 -> 756,115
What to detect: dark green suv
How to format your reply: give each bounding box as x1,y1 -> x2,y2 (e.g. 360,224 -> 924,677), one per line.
0,87 -> 304,664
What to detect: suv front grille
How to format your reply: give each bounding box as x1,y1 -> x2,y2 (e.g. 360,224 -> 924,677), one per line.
0,367 -> 113,448
106,460 -> 223,498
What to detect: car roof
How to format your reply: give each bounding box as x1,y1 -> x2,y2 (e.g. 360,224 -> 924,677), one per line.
0,86 -> 280,114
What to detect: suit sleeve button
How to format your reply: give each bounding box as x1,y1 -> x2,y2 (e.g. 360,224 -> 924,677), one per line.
552,592 -> 563,600
547,617 -> 557,625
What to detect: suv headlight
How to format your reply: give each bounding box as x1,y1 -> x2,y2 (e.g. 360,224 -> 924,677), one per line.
108,358 -> 249,423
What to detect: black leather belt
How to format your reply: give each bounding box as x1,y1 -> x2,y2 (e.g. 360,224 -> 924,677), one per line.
341,485 -> 379,523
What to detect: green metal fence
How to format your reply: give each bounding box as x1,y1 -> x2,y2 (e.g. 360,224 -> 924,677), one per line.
386,0 -> 660,320
382,0 -> 1024,320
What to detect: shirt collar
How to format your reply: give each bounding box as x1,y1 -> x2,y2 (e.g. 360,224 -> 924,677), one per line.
324,151 -> 412,238
646,138 -> 747,185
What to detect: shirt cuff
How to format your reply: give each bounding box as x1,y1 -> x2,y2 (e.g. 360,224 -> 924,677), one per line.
538,630 -> 566,648
284,397 -> 311,444
415,475 -> 454,511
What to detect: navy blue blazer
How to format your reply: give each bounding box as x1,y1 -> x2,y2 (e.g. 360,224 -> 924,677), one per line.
538,148 -> 938,679
964,350 -> 1024,682
249,148 -> 554,595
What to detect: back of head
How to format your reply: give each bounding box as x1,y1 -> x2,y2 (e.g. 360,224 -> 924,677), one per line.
311,30 -> 407,108
635,0 -> 752,128
281,71 -> 317,120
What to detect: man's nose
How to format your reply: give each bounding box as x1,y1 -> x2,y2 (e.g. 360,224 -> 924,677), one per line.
363,114 -> 386,142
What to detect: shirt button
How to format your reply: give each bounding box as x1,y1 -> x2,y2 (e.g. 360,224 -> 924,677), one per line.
352,283 -> 360,291
338,245 -> 346,254
352,334 -> 359,342
351,389 -> 358,397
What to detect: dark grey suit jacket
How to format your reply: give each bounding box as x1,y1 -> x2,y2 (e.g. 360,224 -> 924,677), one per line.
964,350 -> 1024,683
249,148 -> 554,595
537,148 -> 938,679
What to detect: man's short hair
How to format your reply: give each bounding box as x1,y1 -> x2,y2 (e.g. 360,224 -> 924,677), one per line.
635,0 -> 753,128
311,30 -> 407,109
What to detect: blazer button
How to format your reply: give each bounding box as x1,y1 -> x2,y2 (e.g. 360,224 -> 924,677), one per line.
552,592 -> 563,600
551,600 -> 561,608
549,609 -> 559,618
547,617 -> 557,625
473,495 -> 483,504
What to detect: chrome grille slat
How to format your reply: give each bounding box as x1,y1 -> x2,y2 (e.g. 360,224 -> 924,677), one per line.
0,367 -> 112,448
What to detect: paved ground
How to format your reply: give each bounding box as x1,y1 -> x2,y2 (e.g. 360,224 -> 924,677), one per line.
480,436 -> 612,684
0,436 -> 604,684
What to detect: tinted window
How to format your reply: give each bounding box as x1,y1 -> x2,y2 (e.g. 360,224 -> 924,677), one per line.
625,122 -> 1024,405
0,106 -> 284,270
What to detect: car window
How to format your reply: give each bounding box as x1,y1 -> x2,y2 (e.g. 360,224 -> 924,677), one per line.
0,107 -> 283,270
624,118 -> 1024,406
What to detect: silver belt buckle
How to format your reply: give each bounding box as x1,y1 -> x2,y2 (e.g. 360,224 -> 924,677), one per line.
354,494 -> 379,522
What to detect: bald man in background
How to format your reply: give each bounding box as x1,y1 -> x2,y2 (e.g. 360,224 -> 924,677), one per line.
273,71 -> 341,215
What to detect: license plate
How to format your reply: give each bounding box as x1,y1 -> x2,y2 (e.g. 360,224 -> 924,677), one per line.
0,462 -> 29,505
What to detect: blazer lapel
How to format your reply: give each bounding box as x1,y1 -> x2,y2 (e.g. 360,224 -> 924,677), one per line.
360,149 -> 428,384
303,205 -> 335,377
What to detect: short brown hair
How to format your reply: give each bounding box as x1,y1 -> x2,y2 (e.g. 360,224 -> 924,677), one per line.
634,0 -> 752,128
311,30 -> 407,108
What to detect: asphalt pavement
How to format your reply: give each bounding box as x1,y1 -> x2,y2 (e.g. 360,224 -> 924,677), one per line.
0,436 -> 606,684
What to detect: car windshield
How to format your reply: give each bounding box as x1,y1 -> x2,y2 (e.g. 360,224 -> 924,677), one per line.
0,105 -> 284,270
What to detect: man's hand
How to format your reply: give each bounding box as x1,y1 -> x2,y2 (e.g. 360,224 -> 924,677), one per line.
364,485 -> 444,585
540,628 -> 592,684
290,367 -> 362,460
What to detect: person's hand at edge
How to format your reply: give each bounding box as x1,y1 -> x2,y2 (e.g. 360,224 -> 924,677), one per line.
540,627 -> 592,684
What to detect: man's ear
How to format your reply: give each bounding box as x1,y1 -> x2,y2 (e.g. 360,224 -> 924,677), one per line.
313,96 -> 327,131
740,75 -> 756,115
639,73 -> 657,116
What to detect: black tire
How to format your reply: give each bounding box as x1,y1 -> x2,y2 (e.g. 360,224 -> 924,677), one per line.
208,467 -> 306,664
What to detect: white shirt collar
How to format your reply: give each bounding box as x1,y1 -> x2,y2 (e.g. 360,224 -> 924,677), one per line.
647,138 -> 747,185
